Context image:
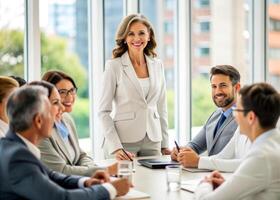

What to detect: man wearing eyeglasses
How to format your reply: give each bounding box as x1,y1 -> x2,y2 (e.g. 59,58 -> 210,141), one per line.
171,65 -> 240,168
195,82 -> 280,199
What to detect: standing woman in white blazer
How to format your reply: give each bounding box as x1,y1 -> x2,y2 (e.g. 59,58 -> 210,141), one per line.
99,14 -> 171,160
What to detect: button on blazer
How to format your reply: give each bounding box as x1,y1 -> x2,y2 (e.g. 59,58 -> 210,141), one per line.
98,52 -> 169,154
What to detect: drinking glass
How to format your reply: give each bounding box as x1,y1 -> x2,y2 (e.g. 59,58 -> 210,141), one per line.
166,165 -> 181,191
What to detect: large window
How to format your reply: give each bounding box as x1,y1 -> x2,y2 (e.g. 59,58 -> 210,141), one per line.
0,0 -> 25,77
4,0 -> 271,155
40,0 -> 89,138
104,0 -> 123,60
140,0 -> 177,131
191,0 -> 251,137
267,1 -> 280,91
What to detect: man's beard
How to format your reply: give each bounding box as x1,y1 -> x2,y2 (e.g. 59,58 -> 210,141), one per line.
213,93 -> 234,108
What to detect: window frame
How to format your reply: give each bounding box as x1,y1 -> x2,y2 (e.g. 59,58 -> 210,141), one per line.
23,0 -> 268,158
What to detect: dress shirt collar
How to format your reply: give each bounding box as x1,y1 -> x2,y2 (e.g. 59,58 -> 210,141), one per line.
0,118 -> 9,137
16,133 -> 41,160
220,104 -> 235,118
252,128 -> 278,149
55,121 -> 70,141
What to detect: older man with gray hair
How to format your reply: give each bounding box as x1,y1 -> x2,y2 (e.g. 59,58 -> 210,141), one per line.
0,85 -> 129,200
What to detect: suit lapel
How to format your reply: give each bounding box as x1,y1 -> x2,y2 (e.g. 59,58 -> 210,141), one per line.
53,126 -> 73,164
63,120 -> 80,163
208,113 -> 234,153
122,52 -> 146,101
145,55 -> 155,102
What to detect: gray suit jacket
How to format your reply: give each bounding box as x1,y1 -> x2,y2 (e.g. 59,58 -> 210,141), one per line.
38,113 -> 100,176
0,131 -> 109,200
188,109 -> 237,156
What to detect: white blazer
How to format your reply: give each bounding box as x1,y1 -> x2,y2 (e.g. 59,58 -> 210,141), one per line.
98,52 -> 169,154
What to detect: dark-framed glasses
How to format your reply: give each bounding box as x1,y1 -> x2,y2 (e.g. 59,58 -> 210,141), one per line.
232,108 -> 251,113
58,88 -> 77,98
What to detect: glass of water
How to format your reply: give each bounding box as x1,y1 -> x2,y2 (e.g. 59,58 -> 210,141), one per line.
117,160 -> 133,183
166,165 -> 181,191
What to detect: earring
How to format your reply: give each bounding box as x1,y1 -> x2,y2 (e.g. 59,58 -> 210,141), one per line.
124,41 -> 127,44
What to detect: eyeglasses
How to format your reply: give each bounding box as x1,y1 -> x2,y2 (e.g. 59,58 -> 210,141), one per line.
232,108 -> 251,113
58,88 -> 77,98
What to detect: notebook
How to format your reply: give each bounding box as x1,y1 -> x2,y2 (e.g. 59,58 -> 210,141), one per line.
183,167 -> 212,173
181,179 -> 201,193
138,158 -> 179,169
115,188 -> 150,200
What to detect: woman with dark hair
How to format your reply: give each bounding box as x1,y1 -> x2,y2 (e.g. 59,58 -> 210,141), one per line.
98,14 -> 171,160
42,71 -> 77,113
0,76 -> 19,137
29,80 -> 55,97
41,70 -> 117,176
29,81 -> 64,123
9,76 -> 27,86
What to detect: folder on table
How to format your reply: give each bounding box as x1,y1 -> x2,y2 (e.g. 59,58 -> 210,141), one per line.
138,158 -> 179,169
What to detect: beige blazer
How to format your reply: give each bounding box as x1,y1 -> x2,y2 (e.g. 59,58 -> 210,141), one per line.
38,113 -> 100,176
98,52 -> 169,154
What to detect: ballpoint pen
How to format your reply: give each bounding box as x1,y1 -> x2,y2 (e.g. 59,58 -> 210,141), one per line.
174,140 -> 180,152
121,149 -> 136,172
121,149 -> 133,161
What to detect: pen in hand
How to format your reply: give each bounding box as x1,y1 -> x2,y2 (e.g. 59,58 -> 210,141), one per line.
121,149 -> 133,161
121,149 -> 136,173
174,140 -> 180,152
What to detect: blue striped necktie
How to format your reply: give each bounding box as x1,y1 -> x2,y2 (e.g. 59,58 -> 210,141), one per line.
213,113 -> 226,138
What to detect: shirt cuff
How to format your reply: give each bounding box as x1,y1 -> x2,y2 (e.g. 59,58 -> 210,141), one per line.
102,183 -> 117,200
78,177 -> 90,188
198,156 -> 208,169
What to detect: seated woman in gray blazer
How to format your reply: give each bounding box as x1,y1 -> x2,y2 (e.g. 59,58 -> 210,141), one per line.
39,71 -> 116,176
98,14 -> 171,160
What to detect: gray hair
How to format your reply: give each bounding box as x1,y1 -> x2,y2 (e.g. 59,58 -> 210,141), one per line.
6,85 -> 49,132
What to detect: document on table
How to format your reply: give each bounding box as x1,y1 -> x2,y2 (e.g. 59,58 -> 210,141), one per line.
181,179 -> 201,193
115,188 -> 150,200
183,167 -> 212,173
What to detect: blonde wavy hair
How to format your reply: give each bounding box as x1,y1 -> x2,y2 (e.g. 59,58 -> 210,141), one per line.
112,14 -> 157,58
0,76 -> 19,103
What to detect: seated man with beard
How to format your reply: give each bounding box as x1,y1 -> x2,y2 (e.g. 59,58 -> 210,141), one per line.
195,82 -> 280,199
171,65 -> 240,168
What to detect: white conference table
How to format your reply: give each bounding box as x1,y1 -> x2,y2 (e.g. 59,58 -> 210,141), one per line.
98,156 -> 220,200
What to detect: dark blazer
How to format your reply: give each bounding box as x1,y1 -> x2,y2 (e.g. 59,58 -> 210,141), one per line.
188,109 -> 238,156
0,131 -> 110,200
